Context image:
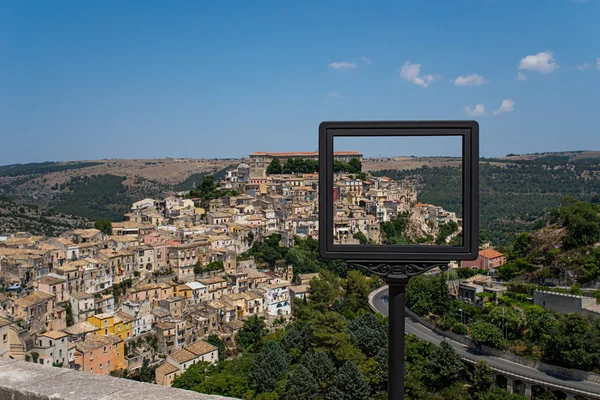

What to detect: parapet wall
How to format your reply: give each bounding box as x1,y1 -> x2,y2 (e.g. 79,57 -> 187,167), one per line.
0,358 -> 236,400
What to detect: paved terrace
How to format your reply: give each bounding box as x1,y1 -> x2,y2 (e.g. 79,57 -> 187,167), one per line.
0,358 -> 235,400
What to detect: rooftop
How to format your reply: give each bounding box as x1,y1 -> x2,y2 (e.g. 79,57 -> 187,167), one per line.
169,348 -> 198,363
75,333 -> 122,352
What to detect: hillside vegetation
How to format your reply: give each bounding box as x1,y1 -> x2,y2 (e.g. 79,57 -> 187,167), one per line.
0,196 -> 91,237
372,152 -> 600,245
498,197 -> 600,285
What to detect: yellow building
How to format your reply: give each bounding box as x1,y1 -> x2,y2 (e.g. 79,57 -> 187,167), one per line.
88,313 -> 132,341
174,284 -> 193,299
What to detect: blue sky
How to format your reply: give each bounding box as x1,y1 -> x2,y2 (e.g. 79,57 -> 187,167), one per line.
1,0 -> 599,164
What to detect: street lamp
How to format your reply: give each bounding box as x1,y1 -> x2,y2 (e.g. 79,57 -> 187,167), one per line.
459,308 -> 463,324
319,121 -> 480,400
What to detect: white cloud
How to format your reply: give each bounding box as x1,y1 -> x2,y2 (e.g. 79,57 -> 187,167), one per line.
576,63 -> 591,71
493,99 -> 515,116
361,56 -> 371,64
597,58 -> 600,71
328,92 -> 342,98
400,62 -> 437,88
464,104 -> 486,117
454,74 -> 486,86
517,72 -> 527,81
518,51 -> 559,73
329,61 -> 356,70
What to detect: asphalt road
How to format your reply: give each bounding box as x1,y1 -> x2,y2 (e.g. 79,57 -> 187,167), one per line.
371,287 -> 600,396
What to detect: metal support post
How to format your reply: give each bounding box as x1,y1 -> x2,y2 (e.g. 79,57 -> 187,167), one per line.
386,278 -> 408,400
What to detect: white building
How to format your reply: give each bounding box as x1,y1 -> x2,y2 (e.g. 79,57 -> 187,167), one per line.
260,281 -> 292,316
69,292 -> 95,324
32,331 -> 69,368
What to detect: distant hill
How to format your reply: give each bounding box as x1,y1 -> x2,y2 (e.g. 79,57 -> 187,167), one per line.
1,151 -> 599,243
0,158 -> 240,223
370,151 -> 600,246
0,196 -> 91,237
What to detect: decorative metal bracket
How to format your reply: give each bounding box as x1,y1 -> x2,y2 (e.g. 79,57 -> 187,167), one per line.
349,261 -> 449,281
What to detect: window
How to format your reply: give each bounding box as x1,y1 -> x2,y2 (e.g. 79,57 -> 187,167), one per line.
100,363 -> 103,369
107,360 -> 110,367
2,334 -> 6,343
103,346 -> 107,354
90,367 -> 93,372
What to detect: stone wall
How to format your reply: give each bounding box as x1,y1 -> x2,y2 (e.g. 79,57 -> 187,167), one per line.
0,358 -> 236,400
533,290 -> 595,315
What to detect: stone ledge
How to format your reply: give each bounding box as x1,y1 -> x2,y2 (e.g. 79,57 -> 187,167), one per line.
0,359 -> 236,400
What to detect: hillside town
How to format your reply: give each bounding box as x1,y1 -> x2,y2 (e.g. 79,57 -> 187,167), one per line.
0,152 -> 476,387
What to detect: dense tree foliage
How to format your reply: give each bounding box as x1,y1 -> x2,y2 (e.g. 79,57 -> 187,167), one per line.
94,219 -> 112,235
53,174 -> 129,221
194,260 -> 224,275
207,334 -> 226,362
550,197 -> 600,249
406,275 -> 450,316
329,361 -> 370,400
237,315 -> 269,350
282,158 -> 319,174
266,159 -> 283,175
380,213 -> 411,244
334,158 -> 363,174
251,341 -> 289,393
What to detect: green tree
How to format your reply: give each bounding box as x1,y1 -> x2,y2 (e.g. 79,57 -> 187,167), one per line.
341,270 -> 371,316
349,158 -> 363,174
200,175 -> 217,194
308,271 -> 342,312
65,300 -> 74,327
251,341 -> 289,393
303,351 -> 335,395
172,362 -> 212,390
543,313 -> 593,370
139,358 -> 155,383
488,306 -> 526,340
238,315 -> 268,350
311,311 -> 359,362
284,364 -> 319,400
472,360 -> 493,394
424,341 -> 464,391
94,219 -> 112,235
470,321 -> 505,349
406,275 -> 450,316
349,313 -> 387,358
330,361 -> 370,400
353,231 -> 368,244
207,334 -> 226,362
266,158 -> 283,175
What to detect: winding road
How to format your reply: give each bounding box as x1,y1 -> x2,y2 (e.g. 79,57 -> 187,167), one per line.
370,286 -> 600,398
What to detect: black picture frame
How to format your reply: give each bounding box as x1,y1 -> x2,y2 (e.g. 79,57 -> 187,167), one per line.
319,120 -> 479,262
